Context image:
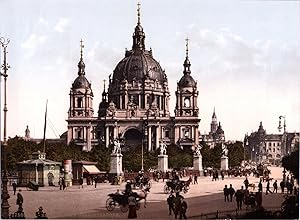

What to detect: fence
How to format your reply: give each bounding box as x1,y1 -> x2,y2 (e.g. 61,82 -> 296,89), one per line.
194,206 -> 281,219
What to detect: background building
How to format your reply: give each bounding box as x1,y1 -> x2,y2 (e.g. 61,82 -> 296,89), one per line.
246,121 -> 299,165
200,108 -> 225,148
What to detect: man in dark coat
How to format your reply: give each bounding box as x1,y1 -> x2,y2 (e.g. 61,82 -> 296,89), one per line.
228,184 -> 235,202
235,186 -> 244,210
223,185 -> 229,202
179,197 -> 188,219
16,189 -> 24,208
12,181 -> 17,195
167,193 -> 175,215
244,177 -> 249,190
174,193 -> 183,219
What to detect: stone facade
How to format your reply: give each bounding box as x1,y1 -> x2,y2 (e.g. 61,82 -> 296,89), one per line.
200,108 -> 225,148
246,121 -> 299,165
66,6 -> 200,151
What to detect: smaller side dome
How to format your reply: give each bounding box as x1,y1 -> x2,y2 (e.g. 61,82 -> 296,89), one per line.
178,74 -> 196,88
72,75 -> 90,89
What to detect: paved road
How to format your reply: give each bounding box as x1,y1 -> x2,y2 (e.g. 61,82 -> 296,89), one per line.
7,166 -> 287,219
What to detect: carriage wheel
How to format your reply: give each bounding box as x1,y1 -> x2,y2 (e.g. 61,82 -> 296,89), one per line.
164,185 -> 169,194
136,202 -> 141,210
183,186 -> 188,194
175,185 -> 181,193
106,198 -> 115,211
120,204 -> 128,213
147,181 -> 152,189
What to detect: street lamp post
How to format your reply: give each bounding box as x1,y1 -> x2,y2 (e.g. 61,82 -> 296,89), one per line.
243,134 -> 248,162
278,115 -> 287,156
141,120 -> 148,172
251,147 -> 254,161
1,36 -> 10,219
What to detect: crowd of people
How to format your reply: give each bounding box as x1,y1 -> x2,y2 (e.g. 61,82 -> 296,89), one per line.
222,174 -> 299,211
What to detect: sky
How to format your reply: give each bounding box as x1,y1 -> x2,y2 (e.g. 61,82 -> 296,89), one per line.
0,0 -> 299,141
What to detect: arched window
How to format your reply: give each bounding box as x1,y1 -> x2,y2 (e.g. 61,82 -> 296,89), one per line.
184,98 -> 190,107
76,128 -> 82,139
77,97 -> 83,108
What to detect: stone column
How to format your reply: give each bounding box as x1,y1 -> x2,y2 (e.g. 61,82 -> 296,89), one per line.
148,126 -> 152,151
191,126 -> 194,140
86,125 -> 91,151
105,126 -> 110,148
195,126 -> 199,145
156,125 -> 160,150
67,126 -> 72,144
113,125 -> 117,139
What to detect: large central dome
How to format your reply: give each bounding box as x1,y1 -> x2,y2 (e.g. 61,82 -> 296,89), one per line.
113,49 -> 166,83
111,16 -> 167,84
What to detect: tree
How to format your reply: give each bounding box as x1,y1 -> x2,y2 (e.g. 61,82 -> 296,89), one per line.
282,148 -> 299,182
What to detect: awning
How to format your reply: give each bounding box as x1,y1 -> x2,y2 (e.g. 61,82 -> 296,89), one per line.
83,165 -> 101,174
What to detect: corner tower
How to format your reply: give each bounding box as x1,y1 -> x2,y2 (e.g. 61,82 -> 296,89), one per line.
67,40 -> 95,151
174,38 -> 200,148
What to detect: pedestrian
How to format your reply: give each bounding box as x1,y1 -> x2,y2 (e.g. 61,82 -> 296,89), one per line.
167,193 -> 175,215
128,193 -> 137,219
235,186 -> 244,210
273,180 -> 278,193
174,192 -> 183,219
12,181 -> 17,195
193,174 -> 198,184
188,175 -> 192,185
58,177 -> 62,190
280,180 -> 285,193
266,180 -> 272,195
228,184 -> 235,202
94,176 -> 98,188
223,185 -> 229,202
221,171 -> 224,180
79,177 -> 83,189
62,178 -> 66,190
125,180 -> 132,195
258,179 -> 263,192
179,197 -> 188,219
286,181 -> 293,194
16,189 -> 24,208
244,177 -> 249,190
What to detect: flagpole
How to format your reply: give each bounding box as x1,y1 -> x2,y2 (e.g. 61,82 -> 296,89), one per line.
43,100 -> 48,153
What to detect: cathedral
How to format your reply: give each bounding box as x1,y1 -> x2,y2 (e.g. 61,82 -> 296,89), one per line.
66,5 -> 200,152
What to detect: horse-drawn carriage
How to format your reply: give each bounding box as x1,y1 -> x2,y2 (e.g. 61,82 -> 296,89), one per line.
163,180 -> 190,194
134,176 -> 152,189
106,189 -> 148,212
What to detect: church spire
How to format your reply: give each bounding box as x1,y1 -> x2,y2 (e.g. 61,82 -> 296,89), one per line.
102,79 -> 107,101
137,1 -> 141,25
78,39 -> 85,76
132,2 -> 145,51
183,37 -> 191,75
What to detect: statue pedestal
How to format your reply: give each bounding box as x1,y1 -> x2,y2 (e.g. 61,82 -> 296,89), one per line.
109,153 -> 123,176
221,156 -> 229,170
158,155 -> 168,172
193,155 -> 203,171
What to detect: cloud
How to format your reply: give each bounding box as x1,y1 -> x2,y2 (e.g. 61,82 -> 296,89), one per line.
54,18 -> 70,33
21,34 -> 47,49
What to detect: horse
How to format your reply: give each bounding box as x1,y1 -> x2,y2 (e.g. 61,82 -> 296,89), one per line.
248,183 -> 255,191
